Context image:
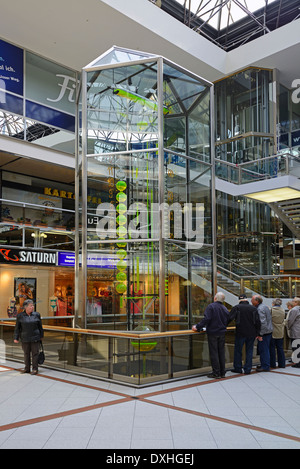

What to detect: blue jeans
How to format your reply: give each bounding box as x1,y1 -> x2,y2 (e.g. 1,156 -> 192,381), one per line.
257,333 -> 272,370
233,336 -> 255,374
270,337 -> 285,368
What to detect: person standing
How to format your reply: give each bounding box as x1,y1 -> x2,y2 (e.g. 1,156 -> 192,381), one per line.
251,295 -> 272,372
192,292 -> 229,379
284,300 -> 293,342
286,297 -> 300,368
14,299 -> 44,375
270,298 -> 286,368
228,294 -> 261,374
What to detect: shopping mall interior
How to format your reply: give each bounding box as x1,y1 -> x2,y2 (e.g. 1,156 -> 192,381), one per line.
0,0 -> 300,385
0,0 -> 300,451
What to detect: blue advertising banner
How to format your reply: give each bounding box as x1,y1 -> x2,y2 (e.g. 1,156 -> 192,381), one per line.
0,39 -> 23,95
57,252 -> 75,267
292,129 -> 300,147
57,252 -> 119,269
26,100 -> 75,132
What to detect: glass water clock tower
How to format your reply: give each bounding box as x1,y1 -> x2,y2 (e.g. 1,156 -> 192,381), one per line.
76,46 -> 214,332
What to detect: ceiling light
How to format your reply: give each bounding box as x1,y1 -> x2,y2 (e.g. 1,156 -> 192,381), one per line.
246,188 -> 300,203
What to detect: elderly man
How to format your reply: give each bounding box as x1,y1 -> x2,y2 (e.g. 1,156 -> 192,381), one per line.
251,295 -> 272,372
192,292 -> 229,379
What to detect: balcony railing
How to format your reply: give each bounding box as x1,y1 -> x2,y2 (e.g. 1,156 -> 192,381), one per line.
215,151 -> 300,185
217,255 -> 300,299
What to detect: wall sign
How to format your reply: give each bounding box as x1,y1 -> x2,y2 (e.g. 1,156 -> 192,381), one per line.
0,39 -> 23,95
0,248 -> 56,265
57,251 -> 118,269
57,252 -> 75,267
0,39 -> 77,133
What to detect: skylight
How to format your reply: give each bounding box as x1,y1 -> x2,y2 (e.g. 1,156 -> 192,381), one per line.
175,0 -> 278,31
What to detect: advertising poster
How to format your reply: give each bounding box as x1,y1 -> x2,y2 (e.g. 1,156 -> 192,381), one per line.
14,277 -> 36,313
0,39 -> 24,95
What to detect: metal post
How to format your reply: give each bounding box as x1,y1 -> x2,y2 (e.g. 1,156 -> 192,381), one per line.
81,70 -> 88,329
74,72 -> 81,327
210,85 -> 217,296
157,57 -> 166,332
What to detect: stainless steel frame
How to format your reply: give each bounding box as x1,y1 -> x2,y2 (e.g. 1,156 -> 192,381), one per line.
77,46 -> 214,331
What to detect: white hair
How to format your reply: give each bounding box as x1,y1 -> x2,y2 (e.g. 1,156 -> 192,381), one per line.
214,292 -> 225,302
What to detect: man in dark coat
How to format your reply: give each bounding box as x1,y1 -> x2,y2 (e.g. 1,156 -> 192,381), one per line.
14,299 -> 44,375
228,294 -> 261,374
192,292 -> 229,379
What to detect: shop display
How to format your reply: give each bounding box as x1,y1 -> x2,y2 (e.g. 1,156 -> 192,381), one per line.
52,284 -> 73,316
7,296 -> 17,317
86,284 -> 115,321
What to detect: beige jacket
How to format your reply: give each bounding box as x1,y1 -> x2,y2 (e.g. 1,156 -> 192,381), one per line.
271,306 -> 285,339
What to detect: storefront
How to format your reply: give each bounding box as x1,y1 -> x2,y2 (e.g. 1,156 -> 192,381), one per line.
0,166 -> 76,320
0,248 -> 74,318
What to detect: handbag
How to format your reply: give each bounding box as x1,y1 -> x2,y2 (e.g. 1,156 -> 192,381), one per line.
38,341 -> 45,365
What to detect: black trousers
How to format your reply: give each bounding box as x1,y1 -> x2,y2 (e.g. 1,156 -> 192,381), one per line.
207,334 -> 226,376
22,341 -> 40,372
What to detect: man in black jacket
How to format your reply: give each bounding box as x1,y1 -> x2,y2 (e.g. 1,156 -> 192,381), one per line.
228,294 -> 261,374
192,292 -> 229,379
14,299 -> 43,375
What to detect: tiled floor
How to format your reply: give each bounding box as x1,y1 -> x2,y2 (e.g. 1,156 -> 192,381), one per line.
0,360 -> 300,449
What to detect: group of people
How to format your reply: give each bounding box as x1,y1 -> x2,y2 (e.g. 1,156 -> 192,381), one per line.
13,290 -> 300,379
192,292 -> 300,379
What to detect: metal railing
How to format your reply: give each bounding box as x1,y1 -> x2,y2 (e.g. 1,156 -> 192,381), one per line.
217,254 -> 300,299
215,151 -> 300,185
0,321 -> 240,386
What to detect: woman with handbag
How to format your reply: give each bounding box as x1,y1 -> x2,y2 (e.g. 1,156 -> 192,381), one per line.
14,299 -> 44,375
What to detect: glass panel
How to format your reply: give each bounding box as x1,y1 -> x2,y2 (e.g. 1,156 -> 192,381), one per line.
163,63 -> 206,114
165,153 -> 211,245
216,193 -> 279,276
166,241 -> 213,328
26,51 -> 77,116
90,49 -> 156,67
87,149 -> 159,244
86,241 -> 159,330
215,136 -> 274,165
86,62 -> 159,151
164,117 -> 186,153
279,85 -> 290,134
163,62 -> 210,161
0,201 -> 75,250
291,99 -> 300,132
81,48 -> 213,331
189,100 -> 211,163
215,68 -> 273,154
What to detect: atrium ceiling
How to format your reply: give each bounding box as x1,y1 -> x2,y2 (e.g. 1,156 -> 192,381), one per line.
157,0 -> 300,51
